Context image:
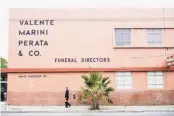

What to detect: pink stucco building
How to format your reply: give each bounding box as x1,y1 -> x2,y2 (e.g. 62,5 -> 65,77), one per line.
2,8 -> 174,105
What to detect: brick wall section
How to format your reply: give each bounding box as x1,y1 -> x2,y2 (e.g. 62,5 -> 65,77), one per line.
7,91 -> 84,106
7,90 -> 174,106
110,90 -> 174,105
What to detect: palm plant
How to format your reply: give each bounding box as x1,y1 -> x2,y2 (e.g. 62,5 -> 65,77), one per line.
80,72 -> 114,110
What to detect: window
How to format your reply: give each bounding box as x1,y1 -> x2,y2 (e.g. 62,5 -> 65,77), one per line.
115,29 -> 131,46
146,29 -> 162,45
116,72 -> 132,89
148,72 -> 164,89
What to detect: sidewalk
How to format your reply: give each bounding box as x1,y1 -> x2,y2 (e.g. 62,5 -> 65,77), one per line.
1,103 -> 174,113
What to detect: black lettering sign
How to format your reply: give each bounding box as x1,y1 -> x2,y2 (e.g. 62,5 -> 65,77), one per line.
18,75 -> 47,78
29,50 -> 41,56
55,58 -> 111,63
19,30 -> 48,35
19,20 -> 54,25
18,40 -> 48,46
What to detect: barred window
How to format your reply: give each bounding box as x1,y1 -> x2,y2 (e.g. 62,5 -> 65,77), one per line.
148,72 -> 164,89
115,29 -> 131,46
146,29 -> 162,45
116,72 -> 132,89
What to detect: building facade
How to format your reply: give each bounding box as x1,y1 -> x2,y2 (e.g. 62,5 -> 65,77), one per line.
3,8 -> 174,105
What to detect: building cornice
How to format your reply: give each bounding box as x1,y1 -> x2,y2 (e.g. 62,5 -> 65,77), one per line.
1,67 -> 174,73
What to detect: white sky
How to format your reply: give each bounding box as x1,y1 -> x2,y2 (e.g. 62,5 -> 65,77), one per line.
0,0 -> 174,59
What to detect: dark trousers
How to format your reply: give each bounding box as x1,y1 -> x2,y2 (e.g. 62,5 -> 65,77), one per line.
65,97 -> 71,107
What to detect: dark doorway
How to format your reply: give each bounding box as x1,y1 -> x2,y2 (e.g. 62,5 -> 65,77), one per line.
1,73 -> 7,101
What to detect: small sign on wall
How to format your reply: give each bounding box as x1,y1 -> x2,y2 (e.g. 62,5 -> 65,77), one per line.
167,55 -> 174,67
18,74 -> 47,78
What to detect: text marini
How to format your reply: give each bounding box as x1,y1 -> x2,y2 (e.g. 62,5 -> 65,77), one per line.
19,30 -> 48,36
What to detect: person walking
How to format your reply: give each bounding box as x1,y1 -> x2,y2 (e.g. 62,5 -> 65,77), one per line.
65,87 -> 71,108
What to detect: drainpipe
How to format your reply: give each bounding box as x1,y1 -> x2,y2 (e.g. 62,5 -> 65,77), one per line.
162,8 -> 168,91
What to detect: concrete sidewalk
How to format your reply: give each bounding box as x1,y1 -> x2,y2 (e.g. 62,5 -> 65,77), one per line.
1,104 -> 174,113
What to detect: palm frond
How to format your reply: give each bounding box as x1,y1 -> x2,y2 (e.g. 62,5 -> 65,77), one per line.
85,80 -> 95,88
90,72 -> 102,82
81,75 -> 89,81
102,77 -> 109,84
106,87 -> 114,92
103,80 -> 111,87
107,98 -> 114,104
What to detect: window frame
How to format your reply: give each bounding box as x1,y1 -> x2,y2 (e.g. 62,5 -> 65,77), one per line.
147,71 -> 164,89
114,28 -> 131,47
146,28 -> 163,46
116,72 -> 132,89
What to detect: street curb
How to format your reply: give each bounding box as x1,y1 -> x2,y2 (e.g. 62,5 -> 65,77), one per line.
2,110 -> 174,113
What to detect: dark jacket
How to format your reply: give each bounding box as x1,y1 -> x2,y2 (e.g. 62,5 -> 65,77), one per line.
65,90 -> 69,98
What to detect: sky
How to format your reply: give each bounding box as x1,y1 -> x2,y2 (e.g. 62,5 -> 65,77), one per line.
0,0 -> 174,59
